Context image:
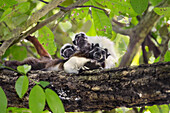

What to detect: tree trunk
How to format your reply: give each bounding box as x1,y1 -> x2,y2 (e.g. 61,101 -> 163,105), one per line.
119,0 -> 170,67
0,62 -> 170,111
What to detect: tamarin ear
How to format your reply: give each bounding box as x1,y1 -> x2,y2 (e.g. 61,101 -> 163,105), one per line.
104,48 -> 110,58
73,40 -> 76,45
104,48 -> 108,53
94,43 -> 99,47
60,43 -> 77,59
91,43 -> 95,49
91,43 -> 99,49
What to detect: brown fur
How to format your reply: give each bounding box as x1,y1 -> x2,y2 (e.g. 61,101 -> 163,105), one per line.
5,57 -> 48,70
5,35 -> 54,70
26,36 -> 52,59
45,59 -> 66,70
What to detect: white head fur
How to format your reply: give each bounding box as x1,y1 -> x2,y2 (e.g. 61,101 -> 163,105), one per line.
74,32 -> 118,68
60,43 -> 77,59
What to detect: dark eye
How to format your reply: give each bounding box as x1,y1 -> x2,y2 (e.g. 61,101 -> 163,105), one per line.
81,33 -> 85,37
95,43 -> 99,47
102,51 -> 105,54
95,48 -> 99,51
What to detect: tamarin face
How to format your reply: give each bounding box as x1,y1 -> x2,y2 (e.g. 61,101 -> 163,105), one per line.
73,32 -> 91,51
73,32 -> 87,46
89,43 -> 110,63
60,43 -> 77,59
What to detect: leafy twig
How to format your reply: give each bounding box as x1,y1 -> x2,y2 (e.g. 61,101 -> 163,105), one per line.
38,0 -> 109,15
39,0 -> 49,4
19,0 -> 89,41
0,0 -> 65,57
119,0 -> 169,67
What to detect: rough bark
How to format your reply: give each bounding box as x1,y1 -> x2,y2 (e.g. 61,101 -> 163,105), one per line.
0,62 -> 170,112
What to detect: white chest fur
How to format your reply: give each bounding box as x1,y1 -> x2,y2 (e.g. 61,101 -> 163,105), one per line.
47,64 -> 62,71
63,56 -> 90,74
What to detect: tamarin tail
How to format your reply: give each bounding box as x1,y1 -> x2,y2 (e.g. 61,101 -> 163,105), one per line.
25,36 -> 52,59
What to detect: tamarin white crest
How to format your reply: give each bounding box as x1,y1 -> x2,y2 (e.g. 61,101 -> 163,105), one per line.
4,33 -> 117,74
59,32 -> 117,73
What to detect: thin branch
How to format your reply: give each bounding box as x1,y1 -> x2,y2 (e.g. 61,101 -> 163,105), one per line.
0,0 -> 65,57
19,11 -> 66,41
159,35 -> 169,61
133,108 -> 139,113
119,0 -> 169,67
38,0 -> 108,15
0,0 -> 90,58
142,40 -> 148,64
39,0 -> 49,4
21,42 -> 38,58
112,21 -> 132,36
2,22 -> 12,32
19,0 -> 89,41
112,18 -> 126,27
139,107 -> 145,113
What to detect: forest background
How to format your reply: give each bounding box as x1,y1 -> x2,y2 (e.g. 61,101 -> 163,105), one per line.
0,0 -> 170,113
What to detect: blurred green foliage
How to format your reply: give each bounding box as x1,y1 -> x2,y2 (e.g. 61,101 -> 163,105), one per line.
0,0 -> 169,113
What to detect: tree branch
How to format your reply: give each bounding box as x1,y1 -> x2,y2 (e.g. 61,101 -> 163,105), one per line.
0,62 -> 170,112
0,0 -> 65,57
119,0 -> 169,67
18,0 -> 89,43
112,21 -> 132,36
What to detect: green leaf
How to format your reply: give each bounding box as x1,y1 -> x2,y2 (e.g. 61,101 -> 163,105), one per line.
12,14 -> 29,26
148,105 -> 160,113
0,23 -> 12,41
29,85 -> 46,113
59,21 -> 72,32
102,0 -> 138,17
0,8 -> 12,22
114,34 -> 129,56
0,9 -> 3,18
80,20 -> 92,33
38,26 -> 56,55
154,56 -> 160,63
164,51 -> 170,62
130,0 -> 149,14
39,81 -> 50,88
7,107 -> 31,113
0,87 -> 7,113
86,15 -> 97,36
90,1 -> 112,38
131,17 -> 139,26
15,76 -> 29,98
0,2 -> 30,22
45,88 -> 65,113
150,0 -> 163,6
10,45 -> 27,61
70,8 -> 89,21
158,104 -> 169,113
17,64 -> 31,75
60,0 -> 73,6
0,0 -> 18,9
154,7 -> 170,17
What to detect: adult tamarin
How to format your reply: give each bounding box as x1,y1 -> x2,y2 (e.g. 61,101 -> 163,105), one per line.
4,33 -> 117,73
72,32 -> 117,69
60,32 -> 117,73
